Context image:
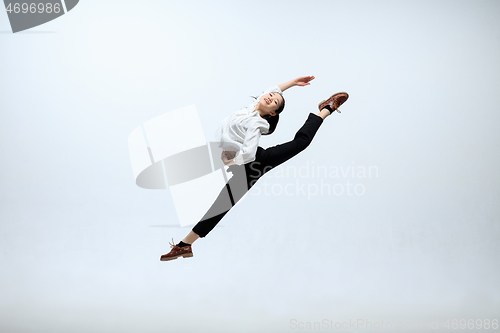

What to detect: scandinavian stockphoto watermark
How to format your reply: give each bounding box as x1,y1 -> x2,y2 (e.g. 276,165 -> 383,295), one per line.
250,161 -> 378,199
289,318 -> 499,330
3,0 -> 79,33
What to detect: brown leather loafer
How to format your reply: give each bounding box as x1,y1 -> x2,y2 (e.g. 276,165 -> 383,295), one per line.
160,239 -> 193,261
318,92 -> 349,114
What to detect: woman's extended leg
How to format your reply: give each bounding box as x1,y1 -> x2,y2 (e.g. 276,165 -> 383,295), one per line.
249,112 -> 324,178
186,108 -> 335,240
245,106 -> 339,189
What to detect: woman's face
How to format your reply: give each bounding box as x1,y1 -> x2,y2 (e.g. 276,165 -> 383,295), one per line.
258,92 -> 284,116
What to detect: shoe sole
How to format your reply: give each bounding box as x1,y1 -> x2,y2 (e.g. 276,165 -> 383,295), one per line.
160,253 -> 193,261
318,92 -> 349,111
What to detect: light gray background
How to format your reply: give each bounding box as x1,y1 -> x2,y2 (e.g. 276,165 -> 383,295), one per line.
1,0 -> 499,332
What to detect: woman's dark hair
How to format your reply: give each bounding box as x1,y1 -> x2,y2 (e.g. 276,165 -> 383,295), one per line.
262,113 -> 278,135
275,93 -> 286,115
251,93 -> 285,136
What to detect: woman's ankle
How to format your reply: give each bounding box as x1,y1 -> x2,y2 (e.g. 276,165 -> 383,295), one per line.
182,230 -> 200,244
317,109 -> 331,120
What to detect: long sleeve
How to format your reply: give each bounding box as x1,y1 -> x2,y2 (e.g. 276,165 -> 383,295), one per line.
233,122 -> 265,165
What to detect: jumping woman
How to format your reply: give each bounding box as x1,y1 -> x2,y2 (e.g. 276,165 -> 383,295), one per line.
160,76 -> 349,261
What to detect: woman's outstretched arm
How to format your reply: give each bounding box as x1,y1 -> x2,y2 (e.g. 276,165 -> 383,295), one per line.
278,76 -> 315,92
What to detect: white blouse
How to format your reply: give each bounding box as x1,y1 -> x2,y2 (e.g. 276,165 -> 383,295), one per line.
214,85 -> 283,165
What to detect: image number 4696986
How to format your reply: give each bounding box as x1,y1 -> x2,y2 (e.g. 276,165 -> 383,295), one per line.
3,0 -> 79,33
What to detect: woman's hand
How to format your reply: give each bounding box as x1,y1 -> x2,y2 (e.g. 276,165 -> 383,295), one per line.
221,151 -> 236,166
293,76 -> 315,86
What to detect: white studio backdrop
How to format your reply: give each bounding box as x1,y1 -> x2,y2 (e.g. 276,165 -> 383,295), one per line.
1,0 -> 499,332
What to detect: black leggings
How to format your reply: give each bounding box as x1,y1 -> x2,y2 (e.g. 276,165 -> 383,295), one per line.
192,112 -> 324,237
